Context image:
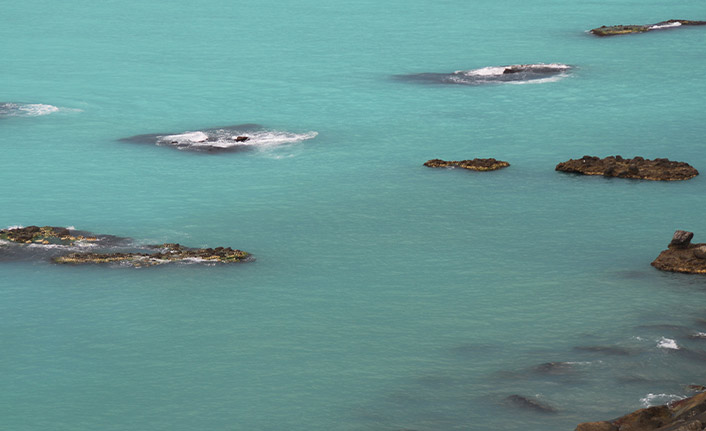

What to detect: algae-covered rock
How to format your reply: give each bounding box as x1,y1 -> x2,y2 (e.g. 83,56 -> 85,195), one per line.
0,225 -> 94,244
590,20 -> 706,37
556,156 -> 698,181
54,243 -> 251,266
424,158 -> 510,171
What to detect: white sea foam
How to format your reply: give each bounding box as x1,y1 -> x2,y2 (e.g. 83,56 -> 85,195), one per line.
650,22 -> 682,30
0,103 -> 60,117
640,393 -> 685,407
5,225 -> 24,230
692,332 -> 706,339
158,129 -> 318,150
457,63 -> 571,77
657,337 -> 679,350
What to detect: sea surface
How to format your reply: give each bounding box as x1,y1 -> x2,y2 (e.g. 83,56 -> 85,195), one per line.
2,1 -> 706,430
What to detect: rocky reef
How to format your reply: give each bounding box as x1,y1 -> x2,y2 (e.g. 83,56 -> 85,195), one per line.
395,63 -> 572,85
576,390 -> 706,431
54,243 -> 250,266
424,158 -> 510,171
651,230 -> 706,274
555,156 -> 698,181
0,226 -> 251,267
590,19 -> 706,36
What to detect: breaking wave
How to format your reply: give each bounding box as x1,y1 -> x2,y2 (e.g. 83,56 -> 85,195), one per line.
396,63 -> 572,86
650,22 -> 682,30
657,337 -> 680,350
121,124 -> 318,153
640,393 -> 685,408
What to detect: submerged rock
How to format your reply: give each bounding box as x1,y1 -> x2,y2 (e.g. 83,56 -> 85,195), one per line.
505,394 -> 557,414
556,156 -> 698,181
424,158 -> 510,171
590,19 -> 706,37
0,225 -> 95,244
652,231 -> 706,274
395,63 -> 572,86
576,391 -> 706,431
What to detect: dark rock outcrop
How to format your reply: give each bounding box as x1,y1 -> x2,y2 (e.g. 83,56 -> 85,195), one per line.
590,20 -> 706,37
652,231 -> 706,274
576,391 -> 706,431
0,225 -> 95,244
395,63 -> 572,86
556,156 -> 698,181
424,158 -> 510,172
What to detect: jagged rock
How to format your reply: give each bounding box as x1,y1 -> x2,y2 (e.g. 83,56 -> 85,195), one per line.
233,136 -> 249,142
652,232 -> 706,274
556,156 -> 698,181
424,158 -> 510,172
671,231 -> 695,249
590,20 -> 706,36
577,381 -> 706,430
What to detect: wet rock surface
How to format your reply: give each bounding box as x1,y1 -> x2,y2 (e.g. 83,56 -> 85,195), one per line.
424,158 -> 510,171
556,156 -> 698,181
652,231 -> 706,274
589,20 -> 706,36
0,226 -> 251,267
576,391 -> 706,431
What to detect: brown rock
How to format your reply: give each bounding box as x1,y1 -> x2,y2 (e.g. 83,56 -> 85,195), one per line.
670,231 -> 695,249
693,247 -> 706,260
589,20 -> 706,37
424,158 -> 510,172
556,156 -> 698,181
575,422 -> 618,431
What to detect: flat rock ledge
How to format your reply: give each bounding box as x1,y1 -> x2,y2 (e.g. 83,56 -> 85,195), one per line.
54,243 -> 250,266
652,230 -> 706,274
0,226 -> 251,266
556,156 -> 698,181
0,225 -> 96,244
424,158 -> 510,171
590,19 -> 706,36
576,390 -> 706,431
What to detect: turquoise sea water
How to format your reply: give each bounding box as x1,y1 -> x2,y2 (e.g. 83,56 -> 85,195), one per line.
2,1 -> 706,429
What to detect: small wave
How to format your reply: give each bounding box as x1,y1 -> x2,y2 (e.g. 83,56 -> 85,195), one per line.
640,393 -> 685,407
398,63 -> 572,86
5,225 -> 24,230
657,337 -> 680,350
650,22 -> 682,30
0,103 -> 60,117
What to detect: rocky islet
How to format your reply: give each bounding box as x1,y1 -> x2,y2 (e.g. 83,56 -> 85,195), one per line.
651,230 -> 706,274
424,158 -> 510,171
556,156 -> 698,181
590,19 -> 706,37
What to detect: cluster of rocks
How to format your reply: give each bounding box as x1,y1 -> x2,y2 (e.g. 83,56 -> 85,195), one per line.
0,225 -> 96,244
590,19 -> 706,36
0,226 -> 250,267
54,243 -> 250,266
423,158 -> 510,171
651,230 -> 706,274
576,390 -> 706,431
556,156 -> 699,181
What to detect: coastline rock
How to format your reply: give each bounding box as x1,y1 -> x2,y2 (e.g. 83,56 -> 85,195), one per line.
424,158 -> 510,172
652,231 -> 706,274
590,20 -> 706,37
576,392 -> 706,431
556,156 -> 698,181
0,225 -> 96,244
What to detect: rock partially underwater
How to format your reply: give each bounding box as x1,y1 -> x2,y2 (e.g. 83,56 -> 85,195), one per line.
120,124 -> 318,153
556,156 -> 698,181
424,158 -> 510,171
396,63 -> 572,86
505,394 -> 558,414
576,390 -> 706,431
0,102 -> 60,117
652,230 -> 706,275
0,226 -> 251,267
590,19 -> 706,37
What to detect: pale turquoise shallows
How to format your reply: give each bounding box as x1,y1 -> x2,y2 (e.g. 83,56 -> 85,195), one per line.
2,0 -> 706,430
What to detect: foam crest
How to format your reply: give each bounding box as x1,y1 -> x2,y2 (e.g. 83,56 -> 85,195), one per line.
156,128 -> 318,151
650,22 -> 682,30
640,393 -> 685,407
657,337 -> 679,350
